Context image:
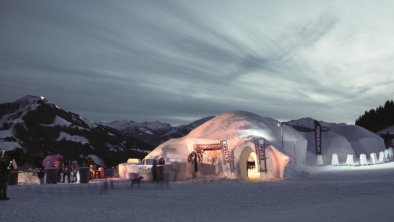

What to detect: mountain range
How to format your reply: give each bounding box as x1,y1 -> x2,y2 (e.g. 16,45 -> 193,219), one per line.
285,117 -> 346,132
103,116 -> 213,147
0,95 -> 212,167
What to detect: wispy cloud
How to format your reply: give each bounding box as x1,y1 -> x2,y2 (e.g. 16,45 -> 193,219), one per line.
0,0 -> 393,125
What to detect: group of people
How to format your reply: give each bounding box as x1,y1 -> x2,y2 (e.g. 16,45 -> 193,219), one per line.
0,151 -> 102,200
54,160 -> 79,183
151,158 -> 166,182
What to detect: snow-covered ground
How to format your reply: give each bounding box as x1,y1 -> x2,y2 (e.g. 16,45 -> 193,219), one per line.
2,163 -> 394,222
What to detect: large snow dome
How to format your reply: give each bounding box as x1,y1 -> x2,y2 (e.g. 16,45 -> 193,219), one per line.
288,118 -> 386,165
145,111 -> 308,181
145,112 -> 385,181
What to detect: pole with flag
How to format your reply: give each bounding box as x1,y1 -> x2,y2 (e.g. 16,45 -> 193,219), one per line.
314,120 -> 323,165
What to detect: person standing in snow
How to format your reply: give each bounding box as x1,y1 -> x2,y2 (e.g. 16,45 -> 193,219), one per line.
54,159 -> 62,183
62,161 -> 70,183
0,150 -> 13,200
155,158 -> 165,182
162,162 -> 171,187
37,168 -> 45,184
151,159 -> 157,181
71,161 -> 78,183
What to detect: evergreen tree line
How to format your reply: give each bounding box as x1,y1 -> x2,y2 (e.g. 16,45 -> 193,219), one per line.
355,100 -> 394,133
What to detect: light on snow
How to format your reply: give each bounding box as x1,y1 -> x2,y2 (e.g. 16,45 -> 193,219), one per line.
238,129 -> 273,141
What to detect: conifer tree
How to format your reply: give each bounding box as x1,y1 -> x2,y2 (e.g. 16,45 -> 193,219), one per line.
355,100 -> 394,132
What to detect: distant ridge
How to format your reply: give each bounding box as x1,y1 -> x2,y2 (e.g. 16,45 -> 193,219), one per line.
0,95 -> 151,167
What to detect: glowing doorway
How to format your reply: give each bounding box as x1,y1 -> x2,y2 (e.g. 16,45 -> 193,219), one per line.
247,152 -> 260,180
239,147 -> 260,180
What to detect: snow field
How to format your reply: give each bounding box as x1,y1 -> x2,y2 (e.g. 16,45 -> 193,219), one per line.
2,165 -> 394,222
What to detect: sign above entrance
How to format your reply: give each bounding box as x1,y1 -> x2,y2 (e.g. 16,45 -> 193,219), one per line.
193,140 -> 234,173
193,143 -> 222,152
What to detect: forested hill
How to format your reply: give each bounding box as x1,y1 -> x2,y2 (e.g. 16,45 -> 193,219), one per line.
355,100 -> 394,133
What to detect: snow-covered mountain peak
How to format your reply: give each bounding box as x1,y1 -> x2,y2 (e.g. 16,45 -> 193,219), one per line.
13,95 -> 51,112
286,117 -> 341,131
0,95 -> 150,163
142,121 -> 172,131
105,116 -> 214,147
104,119 -> 138,130
1,96 -> 44,126
106,120 -> 172,131
15,95 -> 47,104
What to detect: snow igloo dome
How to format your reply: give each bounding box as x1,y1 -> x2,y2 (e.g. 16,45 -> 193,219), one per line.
145,111 -> 308,181
288,118 -> 386,165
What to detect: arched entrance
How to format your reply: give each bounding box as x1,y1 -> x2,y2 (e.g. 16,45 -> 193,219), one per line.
236,144 -> 289,180
239,147 -> 260,180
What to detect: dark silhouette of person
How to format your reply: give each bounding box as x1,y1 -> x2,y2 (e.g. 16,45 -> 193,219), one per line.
0,150 -> 13,200
71,161 -> 78,183
37,168 -> 45,184
54,159 -> 62,182
151,159 -> 157,181
62,161 -> 70,183
157,158 -> 165,181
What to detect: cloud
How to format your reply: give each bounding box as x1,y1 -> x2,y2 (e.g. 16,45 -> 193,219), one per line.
1,0 -> 393,125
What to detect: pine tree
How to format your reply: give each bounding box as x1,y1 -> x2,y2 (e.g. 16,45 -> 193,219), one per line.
355,100 -> 394,132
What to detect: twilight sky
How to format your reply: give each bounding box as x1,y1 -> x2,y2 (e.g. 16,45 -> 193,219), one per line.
1,0 -> 394,125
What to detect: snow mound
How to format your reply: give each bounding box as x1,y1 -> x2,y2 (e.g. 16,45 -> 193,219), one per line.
145,111 -> 387,181
146,111 -> 308,180
189,111 -> 278,140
